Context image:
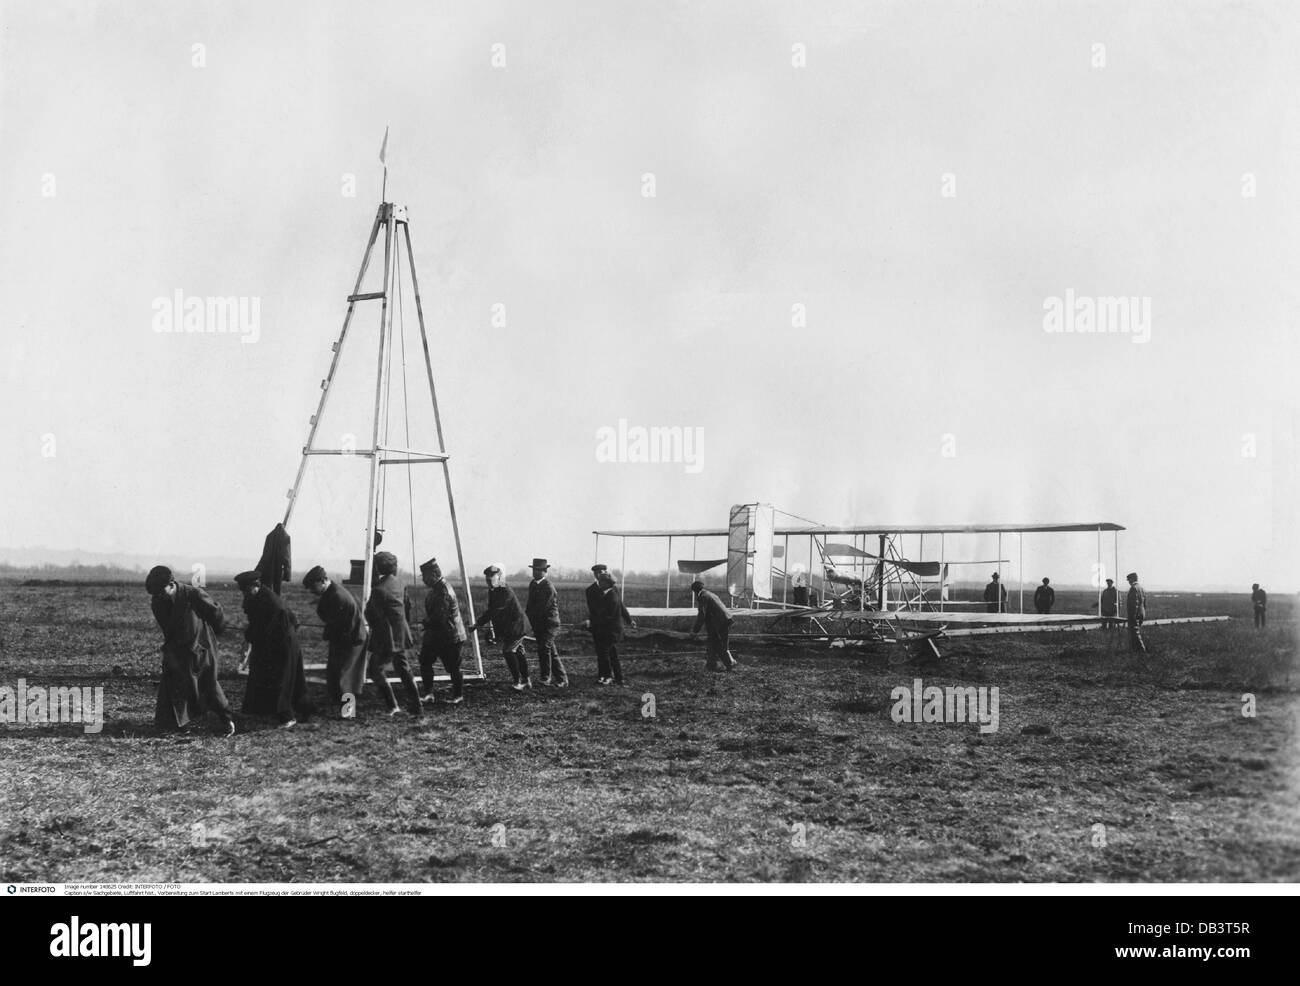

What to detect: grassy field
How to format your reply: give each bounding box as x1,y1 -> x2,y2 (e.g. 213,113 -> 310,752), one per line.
1,579 -> 1297,882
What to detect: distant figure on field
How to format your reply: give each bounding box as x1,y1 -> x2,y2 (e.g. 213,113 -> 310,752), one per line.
526,558 -> 567,687
1033,577 -> 1055,615
470,564 -> 532,691
1125,571 -> 1147,654
691,580 -> 738,672
304,566 -> 367,719
983,573 -> 1007,614
1100,578 -> 1118,631
237,569 -> 313,727
146,565 -> 235,736
364,552 -> 424,716
585,564 -> 634,686
417,558 -> 467,704
1251,583 -> 1267,629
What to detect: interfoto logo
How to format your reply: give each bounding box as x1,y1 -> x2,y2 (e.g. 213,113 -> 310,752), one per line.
595,418 -> 704,474
890,677 -> 1000,734
1042,289 -> 1151,344
151,289 -> 261,343
0,679 -> 104,734
50,917 -> 151,967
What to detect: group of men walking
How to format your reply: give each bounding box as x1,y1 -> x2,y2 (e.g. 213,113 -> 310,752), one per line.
144,553 -> 738,734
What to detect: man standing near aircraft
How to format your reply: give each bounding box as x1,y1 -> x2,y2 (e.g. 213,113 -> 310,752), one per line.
1125,571 -> 1148,654
690,580 -> 738,671
984,573 -> 1007,614
1033,577 -> 1055,615
526,558 -> 567,687
585,564 -> 634,686
1100,578 -> 1118,630
1251,583 -> 1267,629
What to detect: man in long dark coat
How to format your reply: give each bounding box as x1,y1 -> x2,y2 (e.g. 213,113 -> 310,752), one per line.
364,551 -> 423,716
690,579 -> 738,671
585,564 -> 634,686
147,565 -> 235,735
304,565 -> 367,718
983,573 -> 1007,614
417,557 -> 467,704
1100,578 -> 1119,630
526,558 -> 567,687
1033,577 -> 1055,615
470,564 -> 531,690
237,569 -> 313,726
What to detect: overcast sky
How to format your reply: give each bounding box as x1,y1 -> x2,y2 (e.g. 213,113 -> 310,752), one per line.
2,0 -> 1297,592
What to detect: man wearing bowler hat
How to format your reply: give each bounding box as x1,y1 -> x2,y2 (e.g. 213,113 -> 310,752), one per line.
418,557 -> 467,704
983,572 -> 1007,614
526,558 -> 567,687
364,551 -> 423,716
1125,572 -> 1148,654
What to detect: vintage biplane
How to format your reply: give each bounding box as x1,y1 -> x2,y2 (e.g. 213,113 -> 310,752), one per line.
589,503 -> 1216,659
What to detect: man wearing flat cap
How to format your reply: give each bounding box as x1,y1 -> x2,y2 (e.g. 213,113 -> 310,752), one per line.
364,551 -> 423,716
470,565 -> 532,691
1125,572 -> 1148,654
237,569 -> 313,726
526,558 -> 567,687
417,557 -> 467,704
146,565 -> 236,735
690,580 -> 738,671
304,566 -> 368,718
585,564 -> 634,686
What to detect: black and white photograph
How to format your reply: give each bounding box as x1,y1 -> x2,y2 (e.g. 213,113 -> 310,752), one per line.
1,0 -> 1297,906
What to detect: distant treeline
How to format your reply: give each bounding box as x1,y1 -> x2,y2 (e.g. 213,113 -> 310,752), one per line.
0,562 -> 145,581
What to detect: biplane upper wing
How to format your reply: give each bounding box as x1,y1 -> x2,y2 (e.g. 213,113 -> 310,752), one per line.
596,522 -> 1124,537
